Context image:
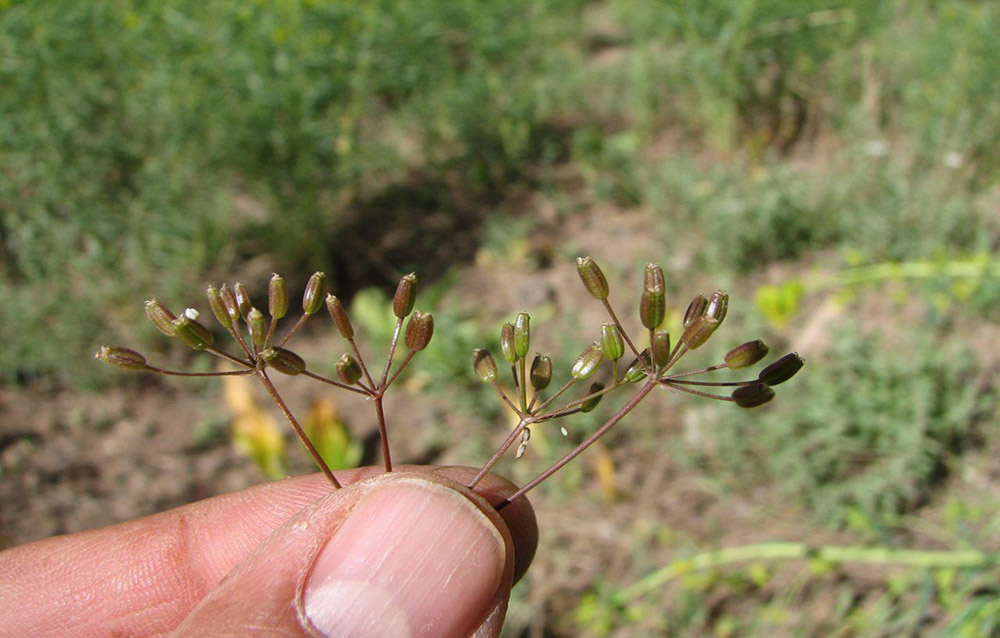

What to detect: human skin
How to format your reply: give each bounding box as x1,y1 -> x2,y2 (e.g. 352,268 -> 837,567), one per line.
0,465 -> 538,638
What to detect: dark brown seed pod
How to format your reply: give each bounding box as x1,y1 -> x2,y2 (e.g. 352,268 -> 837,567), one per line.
335,353 -> 363,385
580,382 -> 605,413
173,314 -> 214,350
530,354 -> 552,391
725,340 -> 769,369
261,347 -> 306,375
576,256 -> 609,300
268,274 -> 288,320
302,272 -> 326,315
732,382 -> 775,408
206,286 -> 232,329
145,299 -> 177,336
393,273 -> 418,319
571,342 -> 604,380
404,311 -> 434,351
95,345 -> 148,370
473,349 -> 498,383
683,294 -> 708,328
233,282 -> 253,320
500,322 -> 517,363
758,353 -> 804,386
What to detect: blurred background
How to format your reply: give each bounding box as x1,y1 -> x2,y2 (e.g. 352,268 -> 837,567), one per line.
2,0 -> 1000,635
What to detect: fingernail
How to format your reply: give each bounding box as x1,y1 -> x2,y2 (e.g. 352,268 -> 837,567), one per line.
304,479 -> 506,638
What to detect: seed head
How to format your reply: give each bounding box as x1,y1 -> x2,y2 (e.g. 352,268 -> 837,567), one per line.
576,256 -> 609,300
260,347 -> 306,375
335,354 -> 363,385
405,311 -> 434,351
530,354 -> 552,391
247,308 -> 266,351
706,290 -> 729,324
571,342 -> 604,380
651,330 -> 671,369
219,284 -> 241,325
268,274 -> 288,320
145,299 -> 176,336
473,349 -> 499,383
643,263 -> 665,292
624,348 -> 651,382
580,382 -> 605,413
500,322 -> 517,363
732,382 -> 775,408
725,340 -> 769,369
95,345 -> 147,370
758,353 -> 804,386
302,272 -> 326,315
233,283 -> 253,320
514,312 -> 530,359
325,294 -> 354,340
679,315 -> 719,350
393,273 -> 418,319
640,285 -> 665,330
600,323 -> 625,361
206,286 -> 232,329
172,315 -> 214,350
683,294 -> 708,328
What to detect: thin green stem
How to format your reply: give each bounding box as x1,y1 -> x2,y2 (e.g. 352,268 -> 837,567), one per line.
663,363 -> 727,379
518,357 -> 528,413
616,542 -> 996,603
264,315 -> 278,349
346,337 -> 377,390
255,370 -> 340,488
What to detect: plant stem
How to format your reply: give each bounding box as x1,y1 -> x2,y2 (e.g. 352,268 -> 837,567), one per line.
601,299 -> 640,359
205,346 -> 253,368
664,363 -> 727,379
374,396 -> 393,472
379,318 -> 404,389
491,381 -> 522,417
255,370 -> 341,488
145,366 -> 253,377
661,382 -> 734,401
301,370 -> 371,396
384,350 -> 416,389
278,313 -> 309,348
346,337 -> 377,390
495,379 -> 658,509
616,542 -> 996,604
468,416 -> 533,489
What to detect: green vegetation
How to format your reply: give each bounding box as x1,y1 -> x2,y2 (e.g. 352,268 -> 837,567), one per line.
4,0 -> 1000,636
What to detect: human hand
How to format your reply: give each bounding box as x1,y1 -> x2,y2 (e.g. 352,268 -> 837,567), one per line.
0,466 -> 538,638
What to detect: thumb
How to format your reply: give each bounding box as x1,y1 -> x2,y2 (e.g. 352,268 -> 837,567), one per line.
169,470 -> 524,638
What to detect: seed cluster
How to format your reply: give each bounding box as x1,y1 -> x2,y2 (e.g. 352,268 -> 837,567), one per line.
96,258 -> 802,507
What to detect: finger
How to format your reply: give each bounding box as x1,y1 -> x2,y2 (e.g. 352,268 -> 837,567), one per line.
0,466 -> 537,638
170,471 -> 523,638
